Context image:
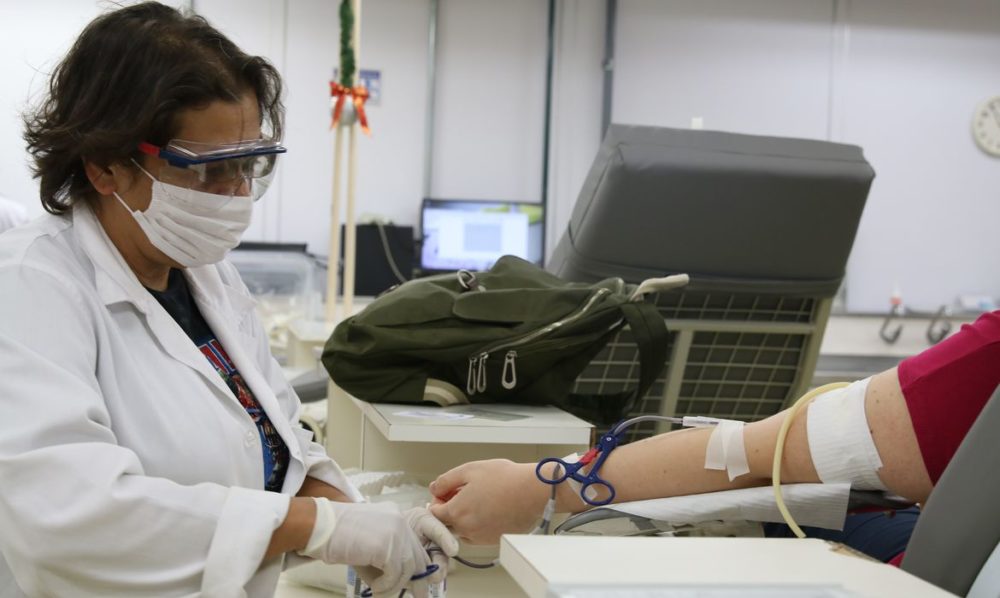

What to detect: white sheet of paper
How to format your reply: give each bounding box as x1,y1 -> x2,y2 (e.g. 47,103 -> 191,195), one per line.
394,410 -> 475,421
609,483 -> 852,531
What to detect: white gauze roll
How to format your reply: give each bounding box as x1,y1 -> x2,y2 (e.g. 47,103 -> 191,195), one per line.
806,377 -> 888,491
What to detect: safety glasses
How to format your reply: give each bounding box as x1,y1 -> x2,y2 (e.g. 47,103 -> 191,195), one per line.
138,139 -> 287,200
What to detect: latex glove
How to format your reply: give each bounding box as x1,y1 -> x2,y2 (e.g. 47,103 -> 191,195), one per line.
299,498 -> 431,598
429,459 -> 550,544
403,507 -> 460,584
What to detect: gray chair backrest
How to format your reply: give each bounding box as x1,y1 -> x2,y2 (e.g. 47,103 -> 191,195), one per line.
548,124 -> 873,296
902,384 -> 1000,595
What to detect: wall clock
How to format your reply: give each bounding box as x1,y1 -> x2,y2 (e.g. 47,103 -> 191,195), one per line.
973,96 -> 1000,157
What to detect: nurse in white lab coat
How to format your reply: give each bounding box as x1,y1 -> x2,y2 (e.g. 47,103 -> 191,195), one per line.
0,3 -> 455,597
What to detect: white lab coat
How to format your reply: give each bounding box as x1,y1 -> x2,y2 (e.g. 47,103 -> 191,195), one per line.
0,204 -> 361,597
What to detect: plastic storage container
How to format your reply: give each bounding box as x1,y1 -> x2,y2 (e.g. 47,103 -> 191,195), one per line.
228,245 -> 322,364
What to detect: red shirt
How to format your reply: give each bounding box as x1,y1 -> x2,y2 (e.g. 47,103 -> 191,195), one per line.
897,310 -> 1000,483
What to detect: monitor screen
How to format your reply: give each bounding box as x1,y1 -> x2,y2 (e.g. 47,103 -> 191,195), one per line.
420,199 -> 544,272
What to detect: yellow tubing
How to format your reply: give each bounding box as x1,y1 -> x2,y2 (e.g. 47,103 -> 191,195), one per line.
772,382 -> 850,538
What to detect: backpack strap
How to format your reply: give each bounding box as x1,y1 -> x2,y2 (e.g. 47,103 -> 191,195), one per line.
621,301 -> 670,410
563,301 -> 669,425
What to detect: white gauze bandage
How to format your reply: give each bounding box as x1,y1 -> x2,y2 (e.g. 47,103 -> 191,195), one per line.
703,418 -> 750,481
806,377 -> 887,491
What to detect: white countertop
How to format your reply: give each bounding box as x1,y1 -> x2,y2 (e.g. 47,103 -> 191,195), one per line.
499,535 -> 955,598
276,562 -> 526,598
353,399 -> 594,445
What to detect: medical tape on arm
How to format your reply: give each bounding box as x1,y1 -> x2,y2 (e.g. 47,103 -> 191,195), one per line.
806,377 -> 887,491
701,418 -> 751,481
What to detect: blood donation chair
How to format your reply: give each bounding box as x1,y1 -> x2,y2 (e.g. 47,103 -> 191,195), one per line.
547,124 -> 874,441
545,124 -> 885,550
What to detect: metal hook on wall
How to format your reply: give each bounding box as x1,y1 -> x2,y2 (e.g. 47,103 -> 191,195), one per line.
926,305 -> 952,345
880,304 -> 903,344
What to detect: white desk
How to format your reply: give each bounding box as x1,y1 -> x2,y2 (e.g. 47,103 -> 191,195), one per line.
353,400 -> 591,482
499,535 -> 956,598
325,382 -> 593,481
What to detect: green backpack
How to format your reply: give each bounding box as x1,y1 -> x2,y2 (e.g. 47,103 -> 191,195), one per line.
322,256 -> 678,424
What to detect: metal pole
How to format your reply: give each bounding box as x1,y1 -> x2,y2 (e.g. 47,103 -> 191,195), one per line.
325,126 -> 345,324
342,0 -> 362,319
540,0 -> 556,264
422,0 -> 439,200
601,0 -> 617,136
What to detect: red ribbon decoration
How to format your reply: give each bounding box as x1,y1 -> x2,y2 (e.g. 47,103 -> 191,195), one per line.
330,82 -> 371,135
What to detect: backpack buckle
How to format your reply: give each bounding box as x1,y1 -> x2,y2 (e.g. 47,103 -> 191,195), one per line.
457,270 -> 486,292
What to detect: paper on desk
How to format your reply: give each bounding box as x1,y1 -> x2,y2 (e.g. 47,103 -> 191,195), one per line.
394,409 -> 474,421
609,483 -> 852,531
395,406 -> 529,422
456,406 -> 529,421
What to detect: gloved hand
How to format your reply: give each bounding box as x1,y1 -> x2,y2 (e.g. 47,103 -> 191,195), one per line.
299,498 -> 431,598
403,507 -> 460,584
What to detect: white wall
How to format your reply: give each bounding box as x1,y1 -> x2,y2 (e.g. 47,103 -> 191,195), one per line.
614,0 -> 835,139
208,0 -> 549,255
838,0 -> 1000,313
545,0 -> 606,261
0,1 -> 186,217
431,0 -> 548,203
610,0 -> 1000,312
5,1 -> 999,314
194,0 -> 286,243
264,0 -> 434,254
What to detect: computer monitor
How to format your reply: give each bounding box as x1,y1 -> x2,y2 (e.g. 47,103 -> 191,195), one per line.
420,199 -> 544,272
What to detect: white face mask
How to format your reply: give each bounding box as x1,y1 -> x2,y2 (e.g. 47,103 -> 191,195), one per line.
113,163 -> 253,268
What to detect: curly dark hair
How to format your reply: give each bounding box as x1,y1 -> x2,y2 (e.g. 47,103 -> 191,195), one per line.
23,1 -> 284,214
